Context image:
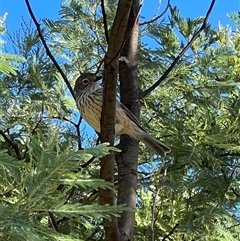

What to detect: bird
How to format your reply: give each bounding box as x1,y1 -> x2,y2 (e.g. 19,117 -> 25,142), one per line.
74,72 -> 171,157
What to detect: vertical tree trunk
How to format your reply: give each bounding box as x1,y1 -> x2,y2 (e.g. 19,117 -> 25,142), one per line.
99,1 -> 132,240
117,0 -> 140,240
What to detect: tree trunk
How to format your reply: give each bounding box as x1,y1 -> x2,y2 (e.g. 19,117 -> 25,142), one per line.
99,1 -> 132,240
117,0 -> 140,240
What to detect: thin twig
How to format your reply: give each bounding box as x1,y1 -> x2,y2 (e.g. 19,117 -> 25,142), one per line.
139,0 -> 170,26
80,138 -> 100,168
231,188 -> 240,197
0,130 -> 24,160
76,116 -> 83,150
48,212 -> 60,232
86,224 -> 102,240
96,59 -> 104,74
64,187 -> 76,204
226,222 -> 240,230
24,0 -> 75,99
143,0 -> 216,97
153,0 -> 163,20
100,0 -> 109,43
49,116 -> 77,126
90,28 -> 106,56
80,156 -> 96,168
162,223 -> 179,241
31,101 -> 44,135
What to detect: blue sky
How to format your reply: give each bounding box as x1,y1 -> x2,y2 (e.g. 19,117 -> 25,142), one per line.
0,0 -> 238,53
0,0 -> 238,37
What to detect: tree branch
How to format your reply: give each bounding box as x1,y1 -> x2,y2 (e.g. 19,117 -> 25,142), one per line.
162,223 -> 179,241
80,156 -> 96,168
42,115 -> 83,150
0,130 -> 24,160
46,116 -> 77,127
48,212 -> 60,232
99,0 -> 133,240
31,101 -> 44,135
104,2 -> 142,72
100,0 -> 109,43
226,222 -> 240,230
87,224 -> 103,240
76,116 -> 83,150
64,187 -> 76,204
116,0 -> 140,239
80,138 -> 99,168
139,0 -> 170,26
231,187 -> 240,198
143,0 -> 216,97
24,0 -> 75,99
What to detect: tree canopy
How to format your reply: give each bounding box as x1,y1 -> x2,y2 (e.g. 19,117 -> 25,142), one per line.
0,0 -> 240,240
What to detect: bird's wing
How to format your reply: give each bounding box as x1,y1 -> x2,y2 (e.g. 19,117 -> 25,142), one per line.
118,102 -> 146,132
94,87 -> 146,132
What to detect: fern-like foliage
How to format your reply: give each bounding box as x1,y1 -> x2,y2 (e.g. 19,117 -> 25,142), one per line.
1,3 -> 240,241
0,136 -> 126,240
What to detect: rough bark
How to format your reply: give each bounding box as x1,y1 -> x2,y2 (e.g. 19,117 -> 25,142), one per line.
117,0 -> 140,240
99,1 -> 132,241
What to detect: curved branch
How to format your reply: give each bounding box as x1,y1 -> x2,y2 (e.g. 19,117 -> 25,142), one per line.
24,0 -> 75,99
139,0 -> 170,26
143,0 -> 216,97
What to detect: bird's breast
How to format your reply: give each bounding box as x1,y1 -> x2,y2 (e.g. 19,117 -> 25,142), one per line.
77,92 -> 102,133
76,91 -> 135,136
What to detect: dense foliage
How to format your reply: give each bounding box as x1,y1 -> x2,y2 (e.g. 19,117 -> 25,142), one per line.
0,1 -> 240,240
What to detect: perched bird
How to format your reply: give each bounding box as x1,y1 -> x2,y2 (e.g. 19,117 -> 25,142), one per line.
74,73 -> 171,157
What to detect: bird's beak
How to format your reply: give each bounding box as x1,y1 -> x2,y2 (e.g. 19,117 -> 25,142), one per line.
95,75 -> 102,82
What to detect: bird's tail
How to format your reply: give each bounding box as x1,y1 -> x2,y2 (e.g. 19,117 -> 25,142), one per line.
141,132 -> 171,157
129,128 -> 171,157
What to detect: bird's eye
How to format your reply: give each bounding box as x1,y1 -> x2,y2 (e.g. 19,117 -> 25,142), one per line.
82,79 -> 89,85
